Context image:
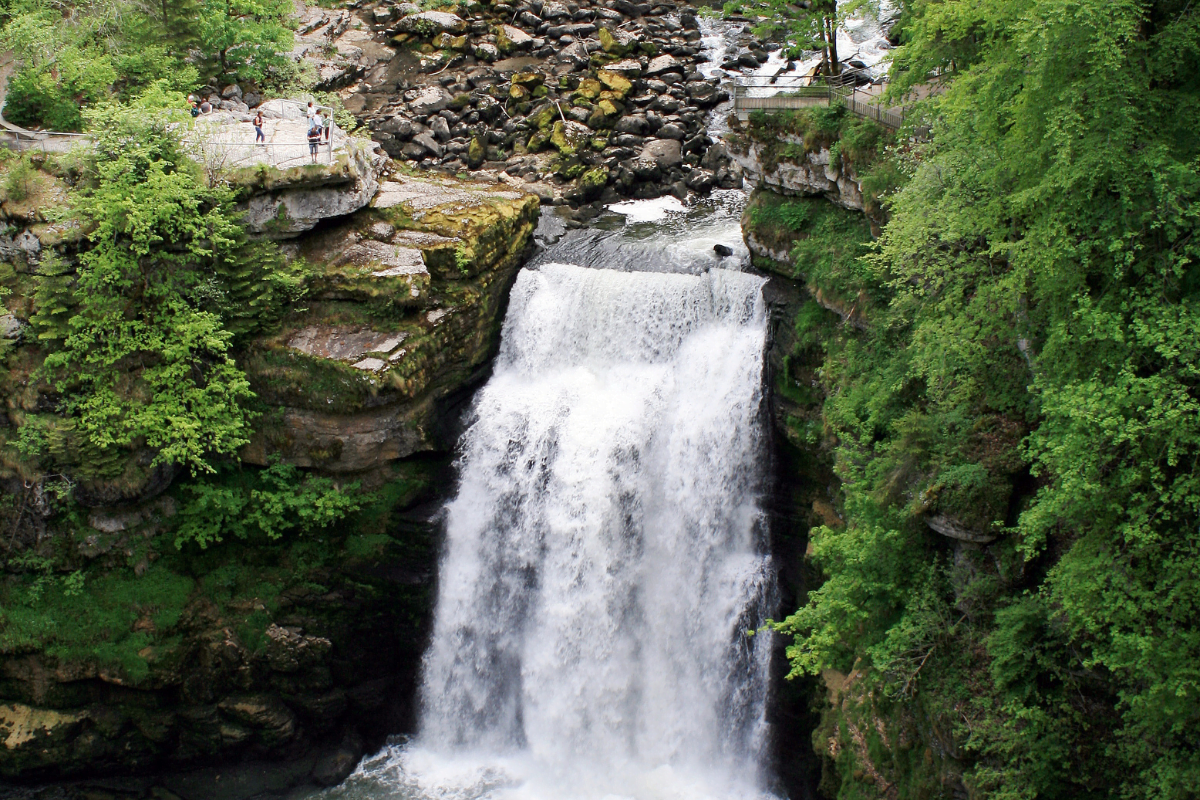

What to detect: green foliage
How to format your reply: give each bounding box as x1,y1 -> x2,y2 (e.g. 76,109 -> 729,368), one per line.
0,0 -> 204,131
195,0 -> 295,81
19,85 -> 294,476
0,5 -> 118,130
172,460 -> 362,549
29,89 -> 253,473
2,154 -> 38,202
0,562 -> 194,682
773,0 -> 1200,796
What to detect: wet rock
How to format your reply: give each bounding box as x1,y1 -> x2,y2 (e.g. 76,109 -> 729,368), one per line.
615,115 -> 649,135
409,85 -> 453,115
656,123 -> 685,140
547,22 -> 597,38
560,41 -> 591,66
714,243 -> 734,257
685,168 -> 716,191
701,141 -> 730,171
497,24 -> 534,53
644,54 -> 681,76
312,733 -> 365,787
541,1 -> 570,19
640,138 -> 683,169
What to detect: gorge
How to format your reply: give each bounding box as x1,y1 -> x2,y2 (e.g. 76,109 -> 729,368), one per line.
2,0 -> 1199,798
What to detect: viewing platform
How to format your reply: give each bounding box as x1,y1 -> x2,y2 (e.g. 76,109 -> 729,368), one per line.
732,72 -> 905,129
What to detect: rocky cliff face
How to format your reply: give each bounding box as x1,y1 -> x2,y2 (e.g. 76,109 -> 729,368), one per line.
728,135 -> 867,212
242,175 -> 539,472
0,143 -> 538,791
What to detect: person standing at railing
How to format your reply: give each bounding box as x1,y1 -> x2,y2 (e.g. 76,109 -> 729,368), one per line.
308,114 -> 323,163
254,111 -> 265,146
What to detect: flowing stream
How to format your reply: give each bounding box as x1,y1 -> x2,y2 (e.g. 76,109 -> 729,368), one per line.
321,195 -> 780,800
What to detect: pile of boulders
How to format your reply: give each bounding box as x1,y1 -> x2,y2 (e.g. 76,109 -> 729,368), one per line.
344,0 -> 742,204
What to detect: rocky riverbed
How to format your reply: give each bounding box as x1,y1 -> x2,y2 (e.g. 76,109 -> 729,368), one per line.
191,0 -> 864,208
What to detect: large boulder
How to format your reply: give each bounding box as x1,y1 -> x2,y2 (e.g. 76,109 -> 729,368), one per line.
396,10 -> 466,35
241,141 -> 387,237
640,138 -> 683,169
409,85 -> 453,115
644,54 -> 681,76
497,24 -> 534,53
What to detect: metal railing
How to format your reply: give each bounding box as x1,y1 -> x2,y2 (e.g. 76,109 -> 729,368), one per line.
732,69 -> 905,129
0,98 -> 341,161
0,125 -> 90,152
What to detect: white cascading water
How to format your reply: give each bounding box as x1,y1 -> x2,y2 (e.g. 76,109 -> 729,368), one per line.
327,196 -> 779,800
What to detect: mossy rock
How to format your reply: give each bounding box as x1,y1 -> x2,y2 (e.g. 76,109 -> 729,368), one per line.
574,78 -> 603,101
549,120 -> 590,156
577,167 -> 609,200
512,71 -> 544,88
529,103 -> 557,130
527,129 -> 552,152
587,99 -> 621,130
509,84 -> 531,102
597,70 -> 632,98
467,137 -> 486,168
597,27 -> 631,56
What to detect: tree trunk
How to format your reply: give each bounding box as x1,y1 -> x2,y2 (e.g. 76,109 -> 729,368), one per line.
825,16 -> 840,75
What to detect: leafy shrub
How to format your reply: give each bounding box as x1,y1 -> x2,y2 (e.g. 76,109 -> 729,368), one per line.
172,460 -> 363,549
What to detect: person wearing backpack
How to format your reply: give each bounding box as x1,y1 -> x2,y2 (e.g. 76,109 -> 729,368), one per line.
254,111 -> 265,145
308,113 -> 323,162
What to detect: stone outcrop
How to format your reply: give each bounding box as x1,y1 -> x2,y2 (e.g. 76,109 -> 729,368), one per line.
240,139 -> 388,237
241,174 -> 539,472
727,133 -> 867,213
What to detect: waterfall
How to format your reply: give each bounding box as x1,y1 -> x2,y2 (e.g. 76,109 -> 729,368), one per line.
334,206 -> 777,800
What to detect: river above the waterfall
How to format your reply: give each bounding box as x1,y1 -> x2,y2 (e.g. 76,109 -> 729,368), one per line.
313,194 -> 782,800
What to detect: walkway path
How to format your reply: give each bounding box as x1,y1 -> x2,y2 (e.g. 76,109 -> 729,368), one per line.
185,103 -> 347,169
732,73 -> 906,129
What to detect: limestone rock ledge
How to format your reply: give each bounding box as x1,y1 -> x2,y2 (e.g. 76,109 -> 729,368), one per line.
239,139 -> 388,237
727,135 -> 867,213
241,174 -> 539,472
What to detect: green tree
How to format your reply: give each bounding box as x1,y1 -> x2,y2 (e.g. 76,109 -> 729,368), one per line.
30,86 -> 257,473
195,0 -> 294,82
724,0 -> 876,75
771,0 -> 1200,796
0,5 -> 118,130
